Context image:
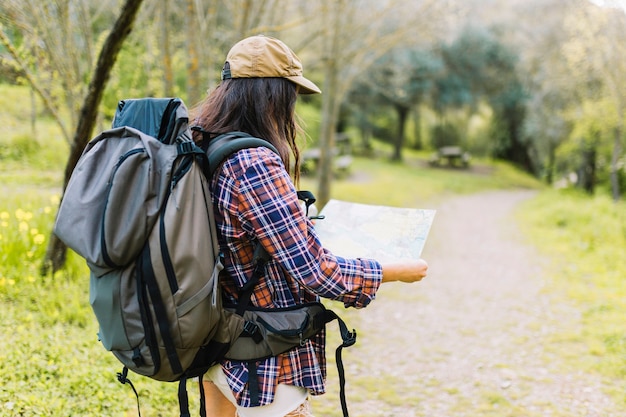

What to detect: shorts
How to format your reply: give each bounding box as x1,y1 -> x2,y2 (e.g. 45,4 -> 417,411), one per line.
203,364 -> 311,417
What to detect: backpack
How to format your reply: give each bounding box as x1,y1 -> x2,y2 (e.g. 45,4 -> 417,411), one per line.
53,97 -> 357,417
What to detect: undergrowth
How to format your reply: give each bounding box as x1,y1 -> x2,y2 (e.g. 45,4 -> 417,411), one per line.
517,189 -> 626,399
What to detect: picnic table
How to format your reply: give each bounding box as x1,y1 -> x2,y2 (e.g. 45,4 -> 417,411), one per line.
302,147 -> 352,175
429,146 -> 470,168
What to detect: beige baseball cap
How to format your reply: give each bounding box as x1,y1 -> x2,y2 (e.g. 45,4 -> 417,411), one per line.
221,35 -> 321,95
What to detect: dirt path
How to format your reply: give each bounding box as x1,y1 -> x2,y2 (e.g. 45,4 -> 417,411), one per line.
314,190 -> 623,417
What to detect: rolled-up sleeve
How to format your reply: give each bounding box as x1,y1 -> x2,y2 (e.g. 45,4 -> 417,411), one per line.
234,148 -> 383,308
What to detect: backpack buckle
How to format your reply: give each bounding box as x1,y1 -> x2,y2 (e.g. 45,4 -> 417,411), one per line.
177,141 -> 195,155
242,321 -> 263,344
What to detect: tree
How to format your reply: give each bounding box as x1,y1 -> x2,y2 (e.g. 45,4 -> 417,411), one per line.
159,0 -> 174,96
312,0 -> 445,206
349,48 -> 442,160
434,26 -> 534,172
560,1 -> 626,198
516,0 -> 577,183
41,0 -> 146,273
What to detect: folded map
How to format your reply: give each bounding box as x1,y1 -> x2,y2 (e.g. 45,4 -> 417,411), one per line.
313,199 -> 436,263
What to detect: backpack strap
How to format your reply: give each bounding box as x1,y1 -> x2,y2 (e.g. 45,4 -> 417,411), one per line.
191,127 -> 280,315
315,310 -> 357,417
334,314 -> 357,417
117,367 -> 142,417
190,128 -> 279,177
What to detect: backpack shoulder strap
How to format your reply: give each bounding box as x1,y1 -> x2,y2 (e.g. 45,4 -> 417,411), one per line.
191,128 -> 279,178
207,131 -> 280,177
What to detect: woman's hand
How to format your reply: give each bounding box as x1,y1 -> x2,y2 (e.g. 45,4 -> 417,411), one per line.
381,259 -> 428,283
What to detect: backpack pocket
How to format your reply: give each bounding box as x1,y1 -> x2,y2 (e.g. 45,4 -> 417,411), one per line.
224,303 -> 327,360
90,265 -> 140,351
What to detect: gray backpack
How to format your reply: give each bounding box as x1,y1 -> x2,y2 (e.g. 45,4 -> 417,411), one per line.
54,98 -> 356,417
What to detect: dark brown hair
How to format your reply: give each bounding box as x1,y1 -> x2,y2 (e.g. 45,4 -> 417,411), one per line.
190,78 -> 302,183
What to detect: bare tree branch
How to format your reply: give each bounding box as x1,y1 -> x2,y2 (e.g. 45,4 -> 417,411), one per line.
0,28 -> 72,143
42,0 -> 146,274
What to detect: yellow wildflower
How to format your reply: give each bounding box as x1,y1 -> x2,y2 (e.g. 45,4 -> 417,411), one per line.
15,209 -> 33,221
0,211 -> 8,220
15,208 -> 26,220
34,234 -> 45,245
30,228 -> 39,236
19,221 -> 29,232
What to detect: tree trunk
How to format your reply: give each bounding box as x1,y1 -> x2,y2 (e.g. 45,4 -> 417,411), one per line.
317,0 -> 342,208
30,88 -> 37,140
610,127 -> 623,201
413,105 -> 422,150
392,104 -> 409,161
185,0 -> 201,105
160,0 -> 174,96
317,62 -> 339,208
577,144 -> 596,195
546,141 -> 556,185
42,0 -> 146,275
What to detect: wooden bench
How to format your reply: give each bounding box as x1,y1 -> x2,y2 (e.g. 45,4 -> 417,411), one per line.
429,146 -> 470,168
302,147 -> 352,175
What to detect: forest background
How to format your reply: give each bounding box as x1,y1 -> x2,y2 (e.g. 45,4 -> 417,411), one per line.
3,0 -> 626,205
1,0 -> 626,416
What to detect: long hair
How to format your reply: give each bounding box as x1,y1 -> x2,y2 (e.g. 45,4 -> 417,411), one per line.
191,78 -> 302,183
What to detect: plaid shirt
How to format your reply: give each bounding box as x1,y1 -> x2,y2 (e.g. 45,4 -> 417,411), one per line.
211,146 -> 383,407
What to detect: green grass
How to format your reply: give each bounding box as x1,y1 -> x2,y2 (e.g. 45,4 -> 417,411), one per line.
2,83 -> 625,415
301,143 -> 542,209
517,189 -> 626,386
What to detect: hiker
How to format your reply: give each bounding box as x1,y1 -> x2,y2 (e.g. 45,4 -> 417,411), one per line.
191,35 -> 428,417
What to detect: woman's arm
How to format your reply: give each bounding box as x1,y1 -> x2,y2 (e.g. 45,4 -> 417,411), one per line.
381,259 -> 428,283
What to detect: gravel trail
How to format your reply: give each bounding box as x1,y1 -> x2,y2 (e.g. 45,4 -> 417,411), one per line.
315,190 -> 623,417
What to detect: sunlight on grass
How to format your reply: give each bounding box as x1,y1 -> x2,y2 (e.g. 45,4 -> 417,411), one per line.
517,189 -> 626,389
300,151 -> 543,209
0,85 -> 69,174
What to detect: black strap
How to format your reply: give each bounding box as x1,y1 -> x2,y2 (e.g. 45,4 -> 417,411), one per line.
248,360 -> 260,406
178,377 -> 191,417
198,373 -> 207,417
321,310 -> 357,417
139,245 -> 183,376
235,243 -> 271,316
117,367 -> 142,417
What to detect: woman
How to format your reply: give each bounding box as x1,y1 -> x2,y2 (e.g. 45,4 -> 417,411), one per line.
191,35 -> 428,417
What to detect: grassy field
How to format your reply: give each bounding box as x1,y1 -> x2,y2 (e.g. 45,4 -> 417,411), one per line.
518,190 -> 626,384
1,84 -> 625,415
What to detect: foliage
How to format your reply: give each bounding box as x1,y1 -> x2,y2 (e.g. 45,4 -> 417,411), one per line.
430,122 -> 462,149
346,47 -> 443,158
0,179 -> 191,415
301,141 -> 543,206
518,189 -> 626,381
0,85 -> 69,172
0,104 -> 542,415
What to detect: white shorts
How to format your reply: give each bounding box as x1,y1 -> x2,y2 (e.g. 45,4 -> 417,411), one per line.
204,364 -> 309,417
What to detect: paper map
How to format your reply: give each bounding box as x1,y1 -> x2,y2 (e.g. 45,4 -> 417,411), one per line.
313,199 -> 436,263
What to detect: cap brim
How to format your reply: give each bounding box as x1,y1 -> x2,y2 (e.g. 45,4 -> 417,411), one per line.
288,75 -> 321,95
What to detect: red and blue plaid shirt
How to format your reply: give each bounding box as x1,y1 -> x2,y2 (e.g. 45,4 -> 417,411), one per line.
211,146 -> 382,407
